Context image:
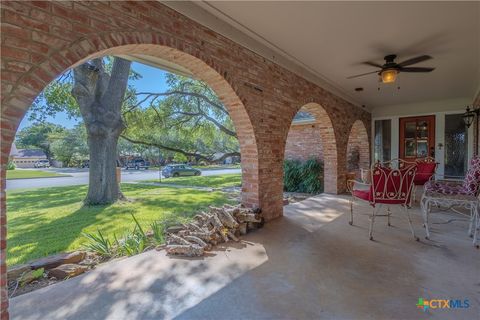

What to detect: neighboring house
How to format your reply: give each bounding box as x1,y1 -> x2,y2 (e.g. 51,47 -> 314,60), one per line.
212,152 -> 240,165
9,143 -> 19,160
11,149 -> 47,168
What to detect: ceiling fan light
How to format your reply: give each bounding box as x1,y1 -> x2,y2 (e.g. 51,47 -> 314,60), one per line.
381,69 -> 398,83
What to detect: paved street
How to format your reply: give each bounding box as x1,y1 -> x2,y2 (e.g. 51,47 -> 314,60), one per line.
6,168 -> 241,190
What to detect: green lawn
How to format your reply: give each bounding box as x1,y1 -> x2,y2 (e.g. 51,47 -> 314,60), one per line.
154,173 -> 242,188
7,169 -> 69,180
6,183 -> 232,266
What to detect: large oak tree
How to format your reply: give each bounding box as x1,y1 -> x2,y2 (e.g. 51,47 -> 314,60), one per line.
27,60 -> 239,204
72,57 -> 131,204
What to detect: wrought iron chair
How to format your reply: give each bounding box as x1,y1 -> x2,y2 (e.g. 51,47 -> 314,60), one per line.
348,159 -> 419,241
420,156 -> 480,247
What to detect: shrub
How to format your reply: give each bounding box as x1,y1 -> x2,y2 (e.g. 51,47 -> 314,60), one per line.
82,229 -> 112,257
7,160 -> 15,170
115,231 -> 147,257
283,158 -> 324,194
83,214 -> 170,258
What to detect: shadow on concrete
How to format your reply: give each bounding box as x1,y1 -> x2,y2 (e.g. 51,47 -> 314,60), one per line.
10,194 -> 480,320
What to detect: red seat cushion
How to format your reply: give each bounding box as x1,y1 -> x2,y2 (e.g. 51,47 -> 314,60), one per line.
353,189 -> 372,202
353,188 -> 408,205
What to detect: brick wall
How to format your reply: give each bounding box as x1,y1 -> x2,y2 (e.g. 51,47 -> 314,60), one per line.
347,120 -> 370,177
0,2 -> 371,317
285,123 -> 323,162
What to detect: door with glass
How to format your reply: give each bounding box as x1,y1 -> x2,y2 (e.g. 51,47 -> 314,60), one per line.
399,116 -> 435,161
444,113 -> 468,178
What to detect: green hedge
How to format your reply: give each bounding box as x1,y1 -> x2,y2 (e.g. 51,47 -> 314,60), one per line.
7,160 -> 15,170
283,158 -> 324,194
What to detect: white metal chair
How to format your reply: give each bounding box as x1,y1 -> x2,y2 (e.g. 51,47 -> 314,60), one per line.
348,159 -> 419,241
420,156 -> 480,248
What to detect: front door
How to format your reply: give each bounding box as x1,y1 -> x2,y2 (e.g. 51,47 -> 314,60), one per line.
399,115 -> 435,161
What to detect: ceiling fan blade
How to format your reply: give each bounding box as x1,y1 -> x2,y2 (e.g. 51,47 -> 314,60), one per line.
363,61 -> 383,68
400,67 -> 435,72
346,70 -> 379,79
398,55 -> 432,67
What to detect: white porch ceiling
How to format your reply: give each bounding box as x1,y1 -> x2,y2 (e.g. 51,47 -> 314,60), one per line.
171,1 -> 479,110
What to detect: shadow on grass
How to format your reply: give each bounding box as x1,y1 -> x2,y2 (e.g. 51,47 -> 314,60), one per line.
7,202 -> 117,266
7,185 -> 88,212
7,183 -> 233,266
159,173 -> 242,188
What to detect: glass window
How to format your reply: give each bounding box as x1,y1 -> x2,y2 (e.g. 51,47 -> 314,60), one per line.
405,121 -> 416,138
444,114 -> 468,178
374,119 -> 391,163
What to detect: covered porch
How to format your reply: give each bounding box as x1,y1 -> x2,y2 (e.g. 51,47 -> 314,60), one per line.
10,194 -> 479,319
1,2 -> 479,319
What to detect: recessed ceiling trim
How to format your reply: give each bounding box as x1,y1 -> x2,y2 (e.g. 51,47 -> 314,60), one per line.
163,0 -> 364,110
117,53 -> 194,78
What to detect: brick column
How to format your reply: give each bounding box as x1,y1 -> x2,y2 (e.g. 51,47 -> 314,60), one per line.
0,114 -> 22,320
0,2 -> 371,317
347,120 -> 371,177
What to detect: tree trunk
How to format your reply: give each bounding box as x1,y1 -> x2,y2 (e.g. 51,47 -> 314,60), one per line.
85,124 -> 122,205
72,57 -> 131,205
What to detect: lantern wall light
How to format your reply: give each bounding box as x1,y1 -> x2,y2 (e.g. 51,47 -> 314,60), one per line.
462,106 -> 480,128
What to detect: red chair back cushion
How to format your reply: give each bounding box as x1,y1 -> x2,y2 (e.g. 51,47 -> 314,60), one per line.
371,162 -> 417,204
414,162 -> 436,185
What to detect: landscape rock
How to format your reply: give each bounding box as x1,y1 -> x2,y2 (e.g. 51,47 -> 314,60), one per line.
20,269 -> 44,286
7,264 -> 31,282
48,264 -> 88,279
30,251 -> 86,270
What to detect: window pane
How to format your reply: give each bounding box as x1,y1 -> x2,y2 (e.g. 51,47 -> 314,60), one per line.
405,139 -> 416,157
417,140 -> 428,157
405,122 -> 416,139
417,121 -> 429,139
374,120 -> 391,163
444,114 -> 468,177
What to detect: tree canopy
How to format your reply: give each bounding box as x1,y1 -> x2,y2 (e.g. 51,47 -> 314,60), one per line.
26,59 -> 240,163
49,124 -> 89,167
16,122 -> 66,160
122,74 -> 239,162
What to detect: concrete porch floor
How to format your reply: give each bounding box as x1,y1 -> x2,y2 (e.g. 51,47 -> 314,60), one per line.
10,194 -> 479,320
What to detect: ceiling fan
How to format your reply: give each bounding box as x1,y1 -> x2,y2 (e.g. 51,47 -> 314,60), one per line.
347,54 -> 435,84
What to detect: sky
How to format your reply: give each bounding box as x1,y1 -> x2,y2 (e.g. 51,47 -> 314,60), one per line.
18,62 -> 169,130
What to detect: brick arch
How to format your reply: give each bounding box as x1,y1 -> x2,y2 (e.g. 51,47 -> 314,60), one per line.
1,36 -> 260,208
284,111 -> 323,162
346,120 -> 370,177
1,2 -> 373,317
284,103 -> 338,194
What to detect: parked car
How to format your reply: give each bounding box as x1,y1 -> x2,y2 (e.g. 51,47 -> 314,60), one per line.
34,159 -> 50,168
162,164 -> 201,178
125,158 -> 150,170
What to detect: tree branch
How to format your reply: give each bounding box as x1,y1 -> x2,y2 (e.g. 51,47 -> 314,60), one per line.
135,90 -> 228,115
72,64 -> 98,115
106,57 -> 132,110
121,135 -> 213,161
120,135 -> 240,163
